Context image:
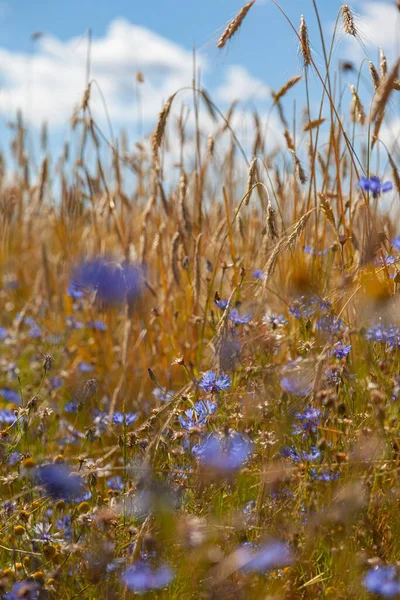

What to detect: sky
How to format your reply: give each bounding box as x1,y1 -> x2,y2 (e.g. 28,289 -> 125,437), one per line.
0,0 -> 398,159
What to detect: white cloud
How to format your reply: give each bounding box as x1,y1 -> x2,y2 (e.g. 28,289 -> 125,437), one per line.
0,17 -> 272,137
0,18 -> 199,127
215,65 -> 270,104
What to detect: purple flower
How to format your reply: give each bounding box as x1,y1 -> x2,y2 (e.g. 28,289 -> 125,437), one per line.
77,362 -> 94,373
332,342 -> 352,358
280,445 -> 321,462
241,540 -> 294,573
193,430 -> 252,472
112,412 -> 138,426
0,388 -> 21,405
179,400 -> 216,430
215,298 -> 228,310
36,464 -> 85,500
316,315 -> 343,332
121,561 -> 174,593
198,371 -> 231,393
253,269 -> 266,280
67,281 -> 84,299
304,246 -> 328,256
71,257 -> 144,306
152,388 -> 174,402
0,409 -> 16,424
364,566 -> 400,598
230,309 -> 252,325
392,236 -> 400,252
88,320 -> 107,331
4,581 -> 39,600
293,407 -> 321,435
0,327 -> 8,339
310,468 -> 339,482
366,323 -> 400,346
263,312 -> 288,328
358,176 -> 393,198
107,475 -> 124,491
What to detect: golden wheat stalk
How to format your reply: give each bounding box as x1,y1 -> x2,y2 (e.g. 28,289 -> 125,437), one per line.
218,1 -> 256,49
273,75 -> 302,104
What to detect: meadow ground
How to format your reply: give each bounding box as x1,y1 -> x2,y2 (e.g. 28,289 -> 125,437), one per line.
0,2 -> 400,598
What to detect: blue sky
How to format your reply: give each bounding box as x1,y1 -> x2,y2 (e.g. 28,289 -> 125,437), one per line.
0,0 -> 398,157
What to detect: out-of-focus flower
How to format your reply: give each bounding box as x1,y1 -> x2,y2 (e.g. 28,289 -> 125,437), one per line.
121,561 -> 174,593
310,468 -> 339,482
293,407 -> 321,435
364,565 -> 400,598
0,409 -> 17,424
0,327 -> 8,339
392,236 -> 400,252
193,430 -> 252,472
263,312 -> 288,328
198,371 -> 231,393
366,323 -> 400,347
230,309 -> 252,325
153,388 -> 174,403
358,176 -> 393,198
332,342 -> 352,358
36,464 -> 85,500
107,475 -> 124,491
4,581 -> 39,600
240,540 -> 294,573
316,314 -> 343,332
77,362 -> 94,373
179,400 -> 216,430
253,269 -> 266,280
88,320 -> 107,331
215,298 -> 228,310
304,246 -> 328,256
280,445 -> 321,462
71,257 -> 144,306
0,388 -> 21,404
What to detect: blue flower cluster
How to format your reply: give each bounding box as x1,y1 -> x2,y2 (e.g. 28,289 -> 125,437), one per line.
179,400 -> 217,430
193,430 -> 253,472
358,176 -> 393,198
198,371 -> 231,393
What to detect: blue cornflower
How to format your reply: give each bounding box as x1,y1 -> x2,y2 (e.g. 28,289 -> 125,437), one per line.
0,388 -> 21,404
293,407 -> 321,435
364,566 -> 400,598
280,445 -> 321,462
0,326 -> 8,339
4,581 -> 39,600
71,257 -> 144,306
366,323 -> 400,347
121,561 -> 174,593
358,176 -> 393,198
50,376 -> 63,389
376,255 -> 397,266
310,468 -> 339,482
179,400 -> 216,430
77,362 -> 94,373
316,314 -> 343,332
230,309 -> 252,325
88,320 -> 107,331
280,365 -> 312,397
67,281 -> 84,299
36,464 -> 85,500
198,371 -> 231,393
152,388 -> 174,402
332,342 -> 352,358
193,430 -> 252,472
240,540 -> 294,573
392,236 -> 400,252
289,296 -> 317,320
64,400 -> 79,413
253,269 -> 266,280
24,317 -> 41,338
215,298 -> 228,310
262,312 -> 288,328
66,316 -> 84,329
304,246 -> 328,256
0,409 -> 16,424
112,412 -> 138,426
107,475 -> 124,491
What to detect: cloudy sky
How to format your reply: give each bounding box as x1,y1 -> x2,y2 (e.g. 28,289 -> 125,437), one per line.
0,0 -> 398,153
